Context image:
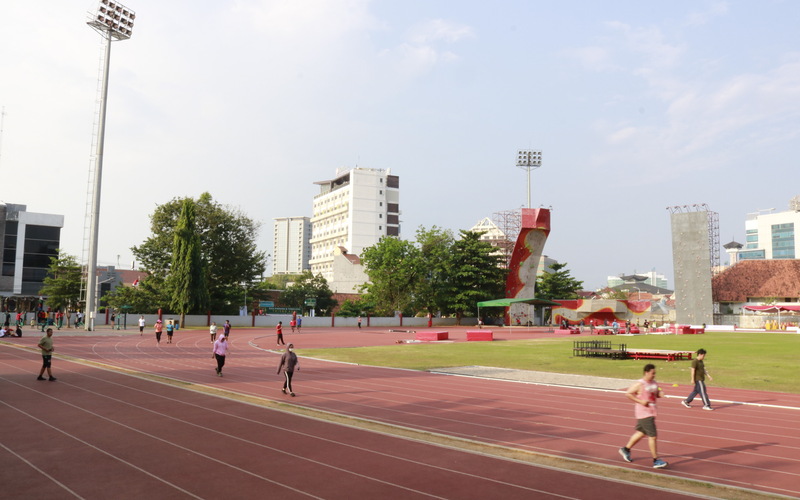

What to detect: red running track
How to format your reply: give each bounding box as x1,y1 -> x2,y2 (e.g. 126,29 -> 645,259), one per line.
2,328 -> 799,498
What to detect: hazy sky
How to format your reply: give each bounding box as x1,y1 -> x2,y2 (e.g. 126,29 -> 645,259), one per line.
1,1 -> 798,289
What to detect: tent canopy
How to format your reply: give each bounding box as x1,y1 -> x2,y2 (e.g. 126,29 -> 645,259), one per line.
477,297 -> 562,307
743,305 -> 800,312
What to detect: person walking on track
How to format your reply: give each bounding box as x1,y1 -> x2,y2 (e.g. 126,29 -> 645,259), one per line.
210,321 -> 218,342
682,348 -> 714,410
276,321 -> 285,346
277,343 -> 299,396
212,332 -> 229,377
619,363 -> 668,469
37,328 -> 57,381
138,315 -> 146,336
154,319 -> 163,344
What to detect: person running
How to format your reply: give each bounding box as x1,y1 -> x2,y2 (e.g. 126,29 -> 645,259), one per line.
154,319 -> 164,344
166,320 -> 175,344
36,328 -> 57,381
138,315 -> 146,336
223,320 -> 231,338
276,321 -> 285,346
210,321 -> 218,343
277,343 -> 299,396
212,332 -> 229,377
619,363 -> 668,469
682,348 -> 714,410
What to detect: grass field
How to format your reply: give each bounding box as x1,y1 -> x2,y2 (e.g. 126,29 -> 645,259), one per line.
301,332 -> 800,393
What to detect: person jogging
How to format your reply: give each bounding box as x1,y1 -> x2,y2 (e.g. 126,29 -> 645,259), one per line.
682,348 -> 714,410
277,343 -> 299,396
36,328 -> 57,381
619,363 -> 668,469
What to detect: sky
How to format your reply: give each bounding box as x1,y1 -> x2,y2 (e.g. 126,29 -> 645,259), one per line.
1,0 -> 799,290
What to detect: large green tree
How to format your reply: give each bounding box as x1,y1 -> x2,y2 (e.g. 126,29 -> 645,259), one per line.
360,237 -> 421,316
535,262 -> 584,300
169,199 -> 208,324
445,230 -> 506,323
39,251 -> 82,313
279,271 -> 337,316
414,226 -> 455,315
132,193 -> 266,314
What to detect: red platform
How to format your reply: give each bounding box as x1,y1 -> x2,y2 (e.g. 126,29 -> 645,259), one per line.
416,330 -> 449,341
466,330 -> 493,341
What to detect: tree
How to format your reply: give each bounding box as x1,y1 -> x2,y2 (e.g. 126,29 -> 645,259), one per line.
445,230 -> 506,324
104,284 -> 161,314
414,226 -> 455,315
39,252 -> 82,314
132,193 -> 266,314
535,262 -> 584,300
336,297 -> 376,317
169,199 -> 208,325
360,237 -> 421,316
279,271 -> 337,316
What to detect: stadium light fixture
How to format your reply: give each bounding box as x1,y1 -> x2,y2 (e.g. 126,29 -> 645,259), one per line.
83,1 -> 135,331
516,149 -> 542,209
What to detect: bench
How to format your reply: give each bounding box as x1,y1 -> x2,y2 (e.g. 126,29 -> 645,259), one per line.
415,330 -> 448,341
466,330 -> 493,341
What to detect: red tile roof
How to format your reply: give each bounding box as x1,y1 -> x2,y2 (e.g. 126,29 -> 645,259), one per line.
713,260 -> 800,302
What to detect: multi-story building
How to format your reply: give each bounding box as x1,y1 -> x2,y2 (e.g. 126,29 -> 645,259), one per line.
0,203 -> 63,297
739,198 -> 800,261
272,217 -> 312,275
310,167 -> 400,287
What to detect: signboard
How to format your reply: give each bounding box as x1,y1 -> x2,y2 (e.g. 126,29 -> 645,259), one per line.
304,298 -> 317,307
259,301 -> 274,308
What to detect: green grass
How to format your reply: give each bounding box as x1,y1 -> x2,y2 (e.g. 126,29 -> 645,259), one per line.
300,332 -> 800,393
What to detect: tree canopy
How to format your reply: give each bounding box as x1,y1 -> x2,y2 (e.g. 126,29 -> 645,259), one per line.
39,251 -> 82,312
535,262 -> 584,300
359,227 -> 508,321
132,193 -> 266,314
169,199 -> 208,322
278,271 -> 337,316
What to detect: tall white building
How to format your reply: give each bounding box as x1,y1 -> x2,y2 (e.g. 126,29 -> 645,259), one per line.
272,217 -> 312,275
310,167 -> 400,286
739,198 -> 800,261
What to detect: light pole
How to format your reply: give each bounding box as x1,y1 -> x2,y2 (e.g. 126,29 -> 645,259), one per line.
633,287 -> 642,301
516,150 -> 542,209
84,1 -> 136,330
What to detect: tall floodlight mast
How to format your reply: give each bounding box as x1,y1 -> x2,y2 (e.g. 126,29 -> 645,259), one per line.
84,1 -> 135,330
516,150 -> 542,209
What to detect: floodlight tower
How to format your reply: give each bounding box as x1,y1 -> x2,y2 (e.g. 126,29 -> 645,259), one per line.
516,149 -> 542,209
84,1 -> 135,330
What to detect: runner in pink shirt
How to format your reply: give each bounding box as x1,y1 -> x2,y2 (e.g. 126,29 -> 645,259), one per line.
619,364 -> 668,468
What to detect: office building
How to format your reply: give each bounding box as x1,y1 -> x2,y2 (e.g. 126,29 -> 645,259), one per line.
0,203 -> 63,296
739,198 -> 800,261
310,167 -> 400,286
272,217 -> 312,275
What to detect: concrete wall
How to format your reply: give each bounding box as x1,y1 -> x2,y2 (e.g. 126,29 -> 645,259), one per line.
671,211 -> 713,325
113,314 -> 477,330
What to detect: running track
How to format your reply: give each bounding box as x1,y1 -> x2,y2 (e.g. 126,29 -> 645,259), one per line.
2,327 -> 798,499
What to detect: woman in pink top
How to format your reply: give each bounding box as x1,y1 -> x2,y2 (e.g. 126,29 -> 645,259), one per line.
212,333 -> 229,377
619,364 -> 668,469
